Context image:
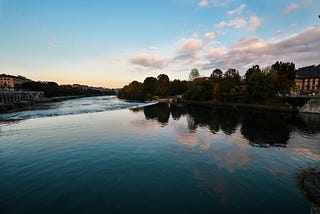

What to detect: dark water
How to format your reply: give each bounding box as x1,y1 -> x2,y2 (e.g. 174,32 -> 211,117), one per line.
0,97 -> 319,213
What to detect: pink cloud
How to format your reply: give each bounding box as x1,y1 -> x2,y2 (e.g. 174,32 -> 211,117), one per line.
129,52 -> 170,69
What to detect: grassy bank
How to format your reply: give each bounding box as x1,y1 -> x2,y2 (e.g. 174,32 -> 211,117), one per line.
182,99 -> 299,113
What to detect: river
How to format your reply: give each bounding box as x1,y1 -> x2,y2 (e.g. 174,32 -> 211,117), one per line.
0,96 -> 319,213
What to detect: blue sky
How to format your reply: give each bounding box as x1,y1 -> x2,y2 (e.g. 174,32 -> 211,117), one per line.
0,0 -> 319,87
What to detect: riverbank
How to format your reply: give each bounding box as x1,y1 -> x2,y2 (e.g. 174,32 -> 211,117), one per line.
0,95 -> 87,114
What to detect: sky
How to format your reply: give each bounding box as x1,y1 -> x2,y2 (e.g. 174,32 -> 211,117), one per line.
0,0 -> 319,88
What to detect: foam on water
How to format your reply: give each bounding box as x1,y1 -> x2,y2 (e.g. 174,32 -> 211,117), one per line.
0,96 -> 150,121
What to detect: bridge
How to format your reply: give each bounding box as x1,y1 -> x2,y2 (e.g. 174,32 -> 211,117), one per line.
0,91 -> 45,105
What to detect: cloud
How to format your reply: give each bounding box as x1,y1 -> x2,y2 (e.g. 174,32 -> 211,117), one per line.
176,38 -> 203,60
129,52 -> 170,69
216,16 -> 262,31
227,4 -> 246,16
202,26 -> 320,72
128,27 -> 320,75
231,36 -> 260,49
290,23 -> 299,28
216,18 -> 246,29
247,16 -> 262,31
198,0 -> 232,8
205,47 -> 227,58
204,32 -> 215,40
198,0 -> 208,7
283,0 -> 310,14
273,30 -> 284,37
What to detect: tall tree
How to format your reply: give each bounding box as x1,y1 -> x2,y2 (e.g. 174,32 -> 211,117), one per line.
156,74 -> 170,97
210,69 -> 223,82
271,61 -> 296,94
245,65 -> 261,81
143,77 -> 157,94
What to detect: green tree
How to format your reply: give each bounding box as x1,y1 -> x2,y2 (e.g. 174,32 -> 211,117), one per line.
210,69 -> 223,82
118,81 -> 144,100
156,74 -> 170,97
143,77 -> 157,99
184,78 -> 213,101
213,69 -> 241,101
245,65 -> 261,81
169,79 -> 188,95
246,71 -> 276,101
271,61 -> 296,95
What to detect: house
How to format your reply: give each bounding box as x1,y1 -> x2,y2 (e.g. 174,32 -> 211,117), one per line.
0,74 -> 29,90
295,65 -> 320,95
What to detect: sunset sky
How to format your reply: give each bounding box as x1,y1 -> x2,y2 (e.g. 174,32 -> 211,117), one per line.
0,0 -> 319,88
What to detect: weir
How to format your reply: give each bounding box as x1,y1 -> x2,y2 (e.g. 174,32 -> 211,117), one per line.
0,91 -> 45,105
300,98 -> 320,114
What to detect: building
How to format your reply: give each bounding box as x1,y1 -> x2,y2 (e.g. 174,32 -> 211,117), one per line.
0,74 -> 29,90
295,65 -> 320,95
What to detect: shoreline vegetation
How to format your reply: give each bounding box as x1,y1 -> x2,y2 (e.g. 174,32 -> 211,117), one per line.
117,61 -> 315,113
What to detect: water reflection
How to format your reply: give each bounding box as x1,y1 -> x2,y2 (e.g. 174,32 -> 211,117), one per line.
240,113 -> 291,147
136,103 -> 320,147
143,103 -> 170,126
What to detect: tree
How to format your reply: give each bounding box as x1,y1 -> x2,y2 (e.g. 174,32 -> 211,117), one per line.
156,74 -> 170,97
189,68 -> 200,81
245,65 -> 261,81
117,81 -> 144,100
169,79 -> 188,95
224,68 -> 240,80
271,61 -> 296,94
184,78 -> 213,101
246,72 -> 276,101
143,77 -> 157,94
213,69 -> 241,101
210,69 -> 223,82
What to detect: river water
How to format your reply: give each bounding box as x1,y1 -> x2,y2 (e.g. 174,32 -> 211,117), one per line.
0,96 -> 319,213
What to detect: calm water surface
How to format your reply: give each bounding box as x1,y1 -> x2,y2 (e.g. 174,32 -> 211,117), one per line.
0,96 -> 319,213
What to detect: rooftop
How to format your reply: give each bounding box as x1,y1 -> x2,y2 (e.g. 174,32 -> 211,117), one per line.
296,65 -> 320,78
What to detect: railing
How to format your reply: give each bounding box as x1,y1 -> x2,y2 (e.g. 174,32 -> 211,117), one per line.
0,91 -> 45,105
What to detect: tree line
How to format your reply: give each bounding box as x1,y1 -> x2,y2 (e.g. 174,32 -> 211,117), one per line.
118,61 -> 296,103
19,81 -> 116,98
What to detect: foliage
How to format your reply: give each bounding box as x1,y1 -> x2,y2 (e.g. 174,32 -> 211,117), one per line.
169,79 -> 188,95
212,69 -> 241,101
143,77 -> 157,95
271,61 -> 296,94
156,74 -> 170,96
118,75 -> 190,101
210,69 -> 223,82
184,78 -> 213,101
117,81 -> 144,101
245,65 -> 277,101
118,61 -> 298,104
21,81 -> 115,98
